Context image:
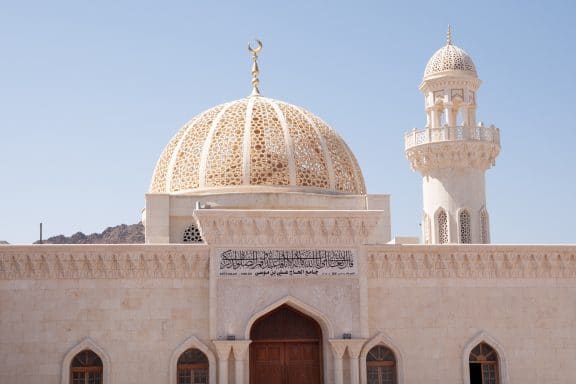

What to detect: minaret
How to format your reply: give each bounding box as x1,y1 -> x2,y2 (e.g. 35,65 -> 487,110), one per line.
404,27 -> 500,244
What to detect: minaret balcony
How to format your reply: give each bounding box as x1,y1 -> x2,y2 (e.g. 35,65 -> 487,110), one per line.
404,125 -> 500,151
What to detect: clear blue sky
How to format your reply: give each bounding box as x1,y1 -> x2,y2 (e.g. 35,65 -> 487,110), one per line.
1,0 -> 575,244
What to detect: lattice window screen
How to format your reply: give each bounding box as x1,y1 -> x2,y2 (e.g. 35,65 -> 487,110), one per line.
480,208 -> 489,244
183,223 -> 203,243
437,209 -> 448,244
459,210 -> 472,244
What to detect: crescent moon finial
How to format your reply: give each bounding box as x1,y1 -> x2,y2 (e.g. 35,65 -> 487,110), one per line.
248,39 -> 263,96
248,39 -> 263,54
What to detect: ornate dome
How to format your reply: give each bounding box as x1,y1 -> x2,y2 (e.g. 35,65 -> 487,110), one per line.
150,96 -> 365,195
424,43 -> 477,79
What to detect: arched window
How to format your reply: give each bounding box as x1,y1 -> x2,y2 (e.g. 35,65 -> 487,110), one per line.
177,348 -> 209,384
183,223 -> 203,243
70,350 -> 103,384
367,345 -> 396,384
459,209 -> 472,244
480,208 -> 489,244
436,209 -> 448,244
469,342 -> 499,384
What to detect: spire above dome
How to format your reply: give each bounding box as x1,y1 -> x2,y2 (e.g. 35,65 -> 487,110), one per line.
248,39 -> 263,97
423,27 -> 478,79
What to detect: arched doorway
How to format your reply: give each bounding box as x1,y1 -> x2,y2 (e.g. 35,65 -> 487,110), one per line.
250,304 -> 322,384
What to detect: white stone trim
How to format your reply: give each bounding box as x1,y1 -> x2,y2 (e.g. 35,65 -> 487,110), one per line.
169,335 -> 217,384
269,99 -> 297,185
462,330 -> 509,384
296,105 -> 337,190
165,115 -> 201,191
359,332 -> 405,384
198,102 -> 234,188
61,337 -> 111,384
241,97 -> 256,185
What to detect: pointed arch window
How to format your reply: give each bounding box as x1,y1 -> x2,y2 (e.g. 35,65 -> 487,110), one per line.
459,209 -> 472,244
469,342 -> 499,384
70,350 -> 103,384
367,345 -> 397,384
436,209 -> 448,244
480,208 -> 489,244
177,348 -> 209,384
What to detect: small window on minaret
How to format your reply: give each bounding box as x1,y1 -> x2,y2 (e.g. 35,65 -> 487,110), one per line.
459,210 -> 472,244
437,209 -> 448,244
480,209 -> 489,244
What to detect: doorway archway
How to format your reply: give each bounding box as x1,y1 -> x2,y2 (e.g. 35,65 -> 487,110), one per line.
249,304 -> 322,384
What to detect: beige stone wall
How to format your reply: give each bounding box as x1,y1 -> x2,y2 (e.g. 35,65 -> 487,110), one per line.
366,245 -> 576,384
1,244 -> 575,384
0,245 -> 211,384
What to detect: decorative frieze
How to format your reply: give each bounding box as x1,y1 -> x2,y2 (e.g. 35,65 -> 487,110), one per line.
0,245 -> 209,280
366,246 -> 576,279
195,210 -> 382,246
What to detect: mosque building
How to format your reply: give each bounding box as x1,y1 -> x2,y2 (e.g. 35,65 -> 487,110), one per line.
1,29 -> 575,384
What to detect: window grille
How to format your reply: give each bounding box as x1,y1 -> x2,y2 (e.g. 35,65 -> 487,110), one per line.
437,209 -> 448,244
367,345 -> 396,384
70,350 -> 103,384
459,210 -> 472,244
480,209 -> 489,244
469,342 -> 499,384
183,223 -> 203,243
177,348 -> 209,384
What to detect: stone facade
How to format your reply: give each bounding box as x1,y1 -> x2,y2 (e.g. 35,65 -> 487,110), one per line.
1,244 -> 575,383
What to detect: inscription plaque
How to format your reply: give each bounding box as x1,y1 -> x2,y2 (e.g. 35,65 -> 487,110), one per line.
217,249 -> 357,277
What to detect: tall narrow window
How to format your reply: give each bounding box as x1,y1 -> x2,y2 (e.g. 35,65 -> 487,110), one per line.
480,208 -> 489,244
70,350 -> 103,384
436,209 -> 448,244
469,342 -> 499,384
367,345 -> 396,384
177,348 -> 209,384
459,209 -> 472,244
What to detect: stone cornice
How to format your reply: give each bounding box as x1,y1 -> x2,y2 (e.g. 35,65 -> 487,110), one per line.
366,245 -> 576,279
0,244 -> 210,280
194,209 -> 383,246
419,77 -> 481,92
406,140 -> 500,172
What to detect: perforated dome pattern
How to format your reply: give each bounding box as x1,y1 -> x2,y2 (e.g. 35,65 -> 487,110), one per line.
424,44 -> 477,78
150,97 -> 365,194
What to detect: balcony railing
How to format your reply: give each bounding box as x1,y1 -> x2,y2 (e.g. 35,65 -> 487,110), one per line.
404,125 -> 500,150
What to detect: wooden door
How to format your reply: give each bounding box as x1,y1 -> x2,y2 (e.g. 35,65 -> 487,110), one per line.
250,305 -> 322,384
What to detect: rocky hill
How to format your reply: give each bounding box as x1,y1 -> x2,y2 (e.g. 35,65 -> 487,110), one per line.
35,223 -> 144,244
